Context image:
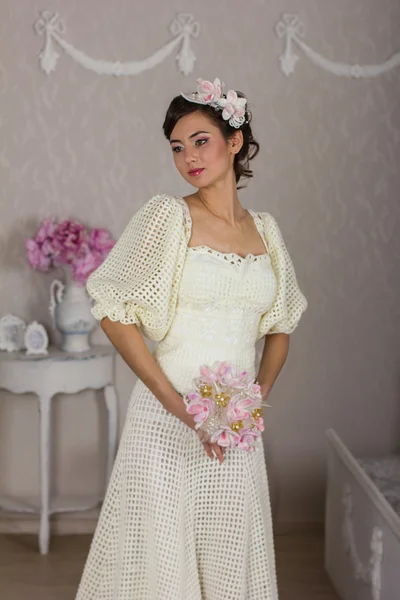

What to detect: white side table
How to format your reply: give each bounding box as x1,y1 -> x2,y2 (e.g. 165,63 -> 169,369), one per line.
0,344 -> 118,554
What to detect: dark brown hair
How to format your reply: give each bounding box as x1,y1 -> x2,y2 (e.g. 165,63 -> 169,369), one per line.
162,93 -> 260,188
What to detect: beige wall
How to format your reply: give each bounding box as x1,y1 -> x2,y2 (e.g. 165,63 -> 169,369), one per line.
1,0 -> 400,527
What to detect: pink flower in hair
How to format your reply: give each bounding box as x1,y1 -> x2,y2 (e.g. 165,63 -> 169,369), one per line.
196,78 -> 223,103
218,90 -> 247,123
182,77 -> 247,129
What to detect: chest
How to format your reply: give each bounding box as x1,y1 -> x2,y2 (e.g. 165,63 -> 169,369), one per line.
177,249 -> 278,314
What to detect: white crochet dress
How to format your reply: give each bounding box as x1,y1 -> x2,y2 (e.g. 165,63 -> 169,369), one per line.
76,194 -> 307,600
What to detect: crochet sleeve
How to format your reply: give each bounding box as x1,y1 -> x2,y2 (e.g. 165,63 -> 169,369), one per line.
86,194 -> 187,341
256,213 -> 308,339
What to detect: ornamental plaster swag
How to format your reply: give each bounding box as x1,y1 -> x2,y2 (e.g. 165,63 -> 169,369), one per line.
34,10 -> 200,76
275,13 -> 400,78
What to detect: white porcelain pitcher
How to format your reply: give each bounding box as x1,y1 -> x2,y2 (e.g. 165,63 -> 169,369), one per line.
49,268 -> 96,352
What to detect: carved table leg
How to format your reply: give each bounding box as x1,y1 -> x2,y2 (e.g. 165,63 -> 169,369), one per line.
39,394 -> 52,555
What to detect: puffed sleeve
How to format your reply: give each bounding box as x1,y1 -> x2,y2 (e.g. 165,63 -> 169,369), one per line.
86,194 -> 187,341
256,212 -> 308,339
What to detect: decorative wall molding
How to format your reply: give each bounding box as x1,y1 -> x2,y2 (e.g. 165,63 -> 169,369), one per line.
34,11 -> 200,76
275,13 -> 400,78
342,484 -> 383,600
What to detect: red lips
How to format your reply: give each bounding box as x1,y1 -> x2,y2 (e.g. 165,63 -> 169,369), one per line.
188,168 -> 205,176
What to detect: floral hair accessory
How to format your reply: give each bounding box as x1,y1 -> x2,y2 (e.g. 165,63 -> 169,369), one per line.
181,77 -> 247,129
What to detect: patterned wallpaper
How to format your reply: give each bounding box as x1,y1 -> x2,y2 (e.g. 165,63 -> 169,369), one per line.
1,0 -> 399,525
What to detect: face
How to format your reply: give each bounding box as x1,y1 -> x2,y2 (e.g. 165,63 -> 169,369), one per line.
169,111 -> 243,187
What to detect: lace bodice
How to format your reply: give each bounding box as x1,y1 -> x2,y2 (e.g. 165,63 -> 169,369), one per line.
153,244 -> 278,394
86,194 -> 308,343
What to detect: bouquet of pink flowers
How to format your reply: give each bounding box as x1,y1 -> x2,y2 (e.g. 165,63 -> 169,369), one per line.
183,361 -> 268,452
25,217 -> 115,286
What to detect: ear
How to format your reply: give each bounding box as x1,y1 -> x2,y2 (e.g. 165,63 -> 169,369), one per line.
229,130 -> 243,154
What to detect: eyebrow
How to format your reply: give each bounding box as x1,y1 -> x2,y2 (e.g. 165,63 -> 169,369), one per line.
169,130 -> 210,144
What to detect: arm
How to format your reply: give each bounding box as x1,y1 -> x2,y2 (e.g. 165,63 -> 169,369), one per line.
256,333 -> 290,400
101,317 -> 196,430
102,318 -> 223,462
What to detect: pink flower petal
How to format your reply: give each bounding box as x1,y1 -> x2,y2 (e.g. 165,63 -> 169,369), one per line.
226,90 -> 237,104
198,80 -> 214,94
234,106 -> 245,118
236,97 -> 247,108
222,106 -> 234,120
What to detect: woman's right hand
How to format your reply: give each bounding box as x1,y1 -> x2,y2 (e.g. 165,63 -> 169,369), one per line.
174,395 -> 225,464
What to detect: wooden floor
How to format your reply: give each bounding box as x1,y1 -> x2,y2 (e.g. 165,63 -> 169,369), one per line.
0,531 -> 340,600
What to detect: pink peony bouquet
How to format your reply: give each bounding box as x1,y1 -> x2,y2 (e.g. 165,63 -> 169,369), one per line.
25,217 -> 115,286
183,361 -> 269,452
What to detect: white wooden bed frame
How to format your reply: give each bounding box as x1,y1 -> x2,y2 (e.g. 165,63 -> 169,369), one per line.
325,428 -> 400,600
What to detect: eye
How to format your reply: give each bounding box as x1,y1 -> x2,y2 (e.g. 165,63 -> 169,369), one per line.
195,138 -> 208,146
171,146 -> 183,153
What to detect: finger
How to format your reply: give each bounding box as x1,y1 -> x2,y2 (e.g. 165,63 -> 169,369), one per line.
212,443 -> 224,464
203,441 -> 214,459
197,431 -> 206,443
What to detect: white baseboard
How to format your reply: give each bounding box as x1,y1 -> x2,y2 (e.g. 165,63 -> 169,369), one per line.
0,507 -> 101,535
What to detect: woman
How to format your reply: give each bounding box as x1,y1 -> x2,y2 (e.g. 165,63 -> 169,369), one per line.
76,77 -> 307,600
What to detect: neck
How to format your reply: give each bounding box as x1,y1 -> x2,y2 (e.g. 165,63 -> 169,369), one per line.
194,173 -> 246,225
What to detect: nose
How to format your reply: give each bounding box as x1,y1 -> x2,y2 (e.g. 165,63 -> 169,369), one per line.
183,147 -> 199,164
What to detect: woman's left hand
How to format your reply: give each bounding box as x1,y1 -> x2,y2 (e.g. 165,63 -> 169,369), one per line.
197,430 -> 225,464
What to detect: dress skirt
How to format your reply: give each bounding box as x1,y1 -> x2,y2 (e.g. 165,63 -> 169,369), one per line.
75,378 -> 279,600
